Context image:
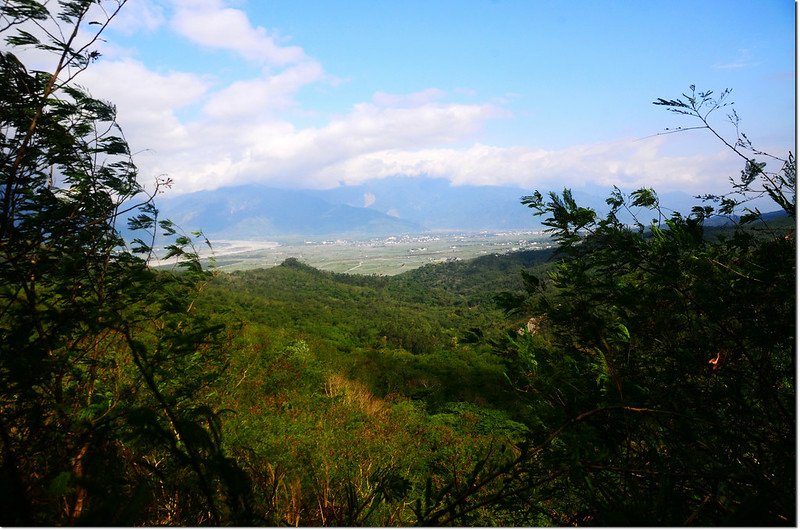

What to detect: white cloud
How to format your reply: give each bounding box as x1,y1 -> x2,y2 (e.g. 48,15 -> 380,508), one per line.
320,137 -> 740,194
83,58 -> 209,111
73,1 -> 750,201
11,0 -> 787,208
202,61 -> 325,118
320,101 -> 507,151
105,0 -> 166,35
170,0 -> 305,65
80,55 -> 744,197
78,58 -> 213,192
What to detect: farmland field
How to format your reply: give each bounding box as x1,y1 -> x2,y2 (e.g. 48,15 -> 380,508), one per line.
199,231 -> 552,275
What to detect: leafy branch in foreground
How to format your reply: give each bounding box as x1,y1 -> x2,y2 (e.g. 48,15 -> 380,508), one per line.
654,84 -> 795,219
506,87 -> 795,525
0,1 -> 250,525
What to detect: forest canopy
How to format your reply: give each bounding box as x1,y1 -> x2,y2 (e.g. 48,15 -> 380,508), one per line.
0,0 -> 794,526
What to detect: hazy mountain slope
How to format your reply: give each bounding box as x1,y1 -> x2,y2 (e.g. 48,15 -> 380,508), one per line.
311,176 -> 539,230
150,177 -> 726,239
155,185 -> 422,239
310,177 -> 708,230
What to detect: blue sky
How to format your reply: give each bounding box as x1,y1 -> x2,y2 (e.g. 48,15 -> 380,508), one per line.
75,0 -> 794,195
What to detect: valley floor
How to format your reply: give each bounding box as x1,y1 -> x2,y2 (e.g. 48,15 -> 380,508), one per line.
202,231 -> 553,275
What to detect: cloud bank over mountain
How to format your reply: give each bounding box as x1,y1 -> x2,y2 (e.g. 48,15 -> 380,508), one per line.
78,0 -> 792,198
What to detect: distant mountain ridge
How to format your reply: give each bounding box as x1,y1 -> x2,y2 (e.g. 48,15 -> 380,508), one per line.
306,176 -> 538,231
155,178 -> 548,239
154,185 -> 421,239
152,177 -> 771,240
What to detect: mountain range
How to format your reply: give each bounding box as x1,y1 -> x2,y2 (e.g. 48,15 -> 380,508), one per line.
153,177 -> 543,240
151,184 -> 420,239
150,176 -> 747,240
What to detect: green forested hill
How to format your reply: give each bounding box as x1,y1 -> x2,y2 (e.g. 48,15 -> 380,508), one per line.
201,251 -> 546,401
195,252 -> 550,525
386,248 -> 554,303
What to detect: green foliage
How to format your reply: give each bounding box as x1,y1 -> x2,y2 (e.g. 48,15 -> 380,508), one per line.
654,85 -> 795,218
506,89 -> 795,525
0,2 -> 249,525
191,248 -> 551,525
